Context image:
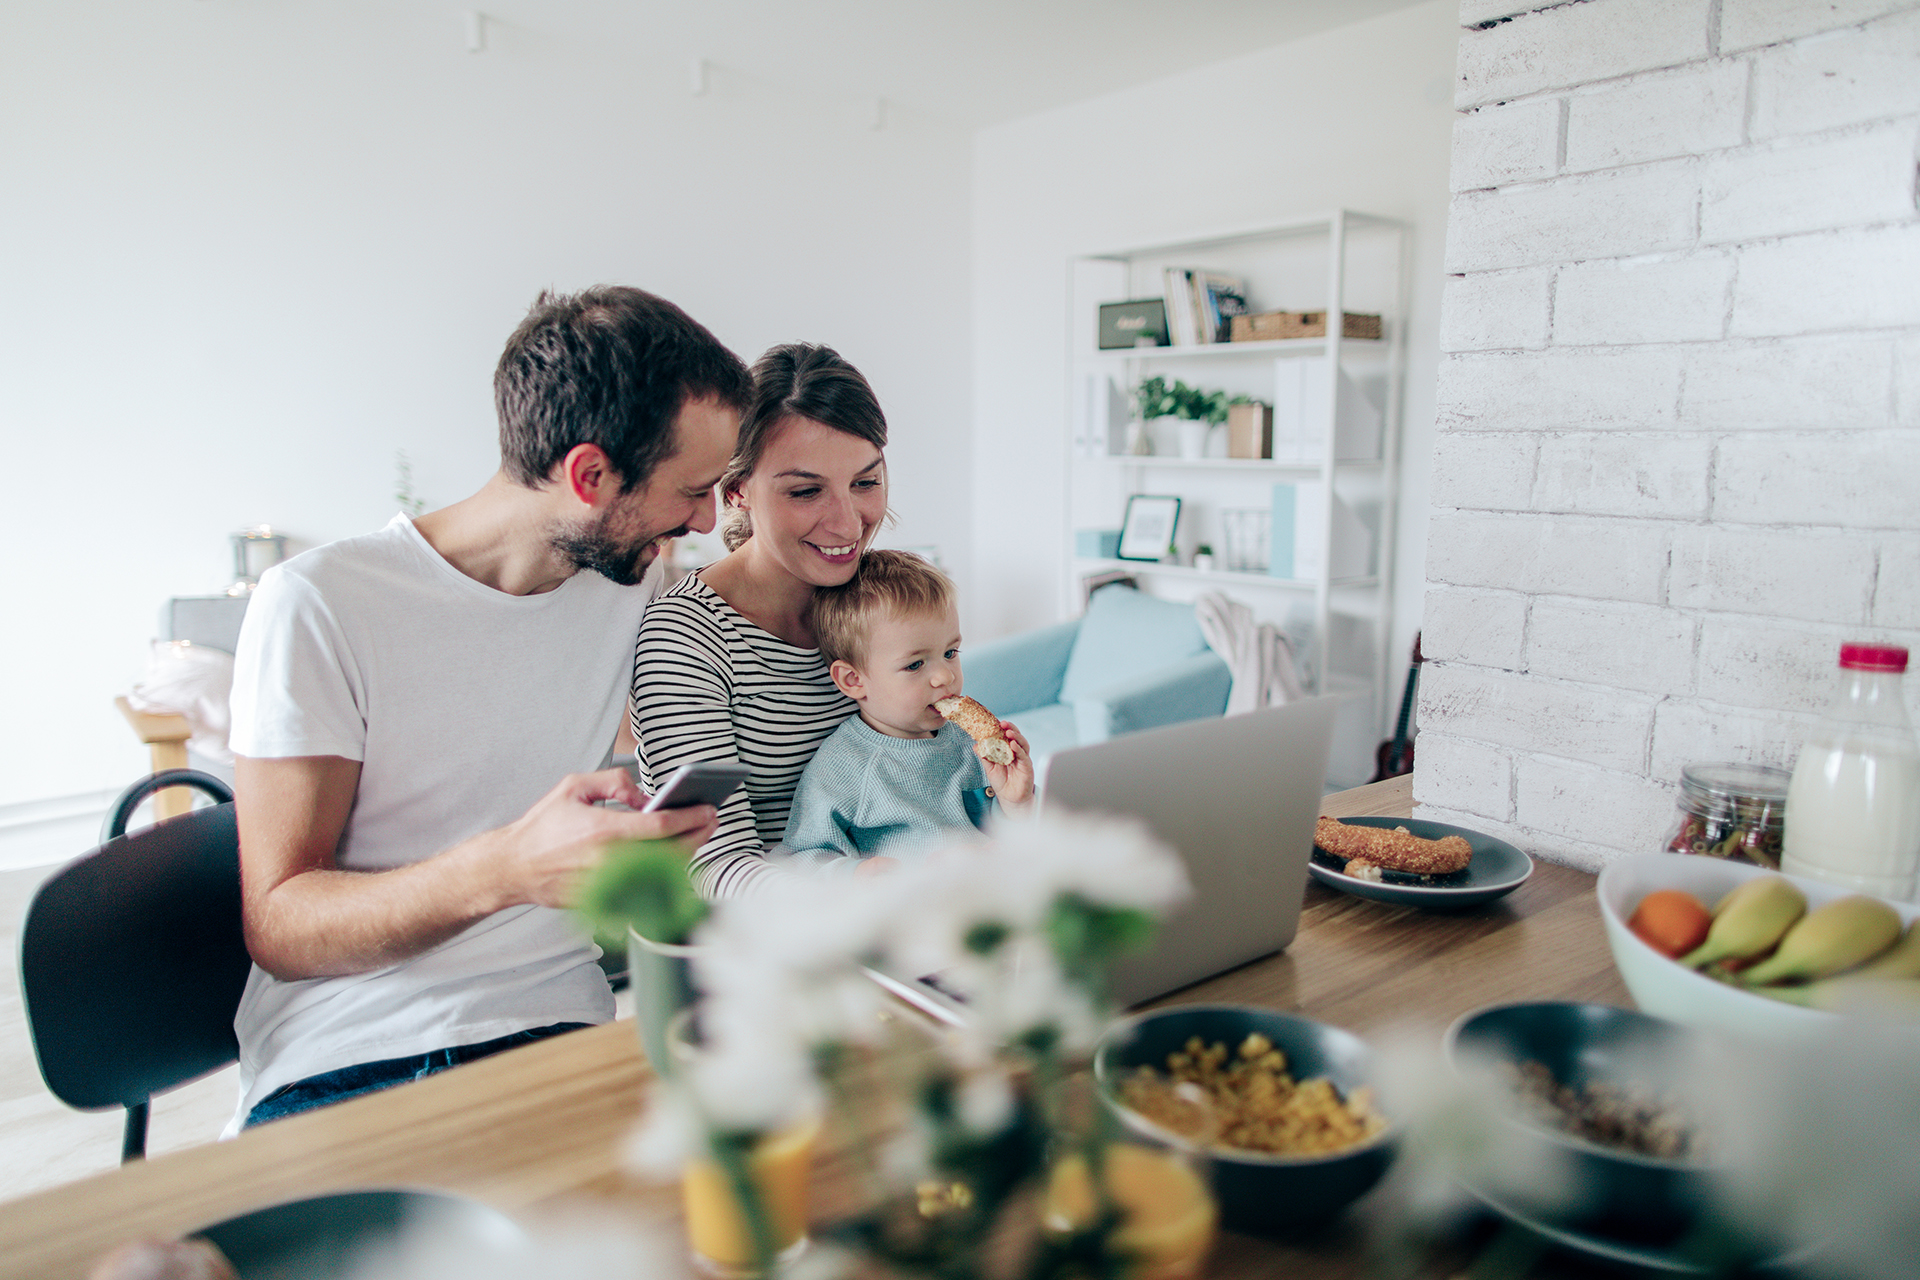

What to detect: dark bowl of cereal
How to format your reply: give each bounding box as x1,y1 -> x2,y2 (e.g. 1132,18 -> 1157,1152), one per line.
1445,1002 -> 1724,1240
1092,1004 -> 1397,1237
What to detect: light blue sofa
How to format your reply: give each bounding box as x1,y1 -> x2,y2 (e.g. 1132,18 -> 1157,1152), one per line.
961,585 -> 1231,762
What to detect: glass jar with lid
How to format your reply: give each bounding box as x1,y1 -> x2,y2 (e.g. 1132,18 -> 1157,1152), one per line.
1664,763 -> 1790,868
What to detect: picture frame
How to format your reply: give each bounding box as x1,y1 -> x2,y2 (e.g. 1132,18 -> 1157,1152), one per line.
1117,494 -> 1181,561
1097,298 -> 1170,350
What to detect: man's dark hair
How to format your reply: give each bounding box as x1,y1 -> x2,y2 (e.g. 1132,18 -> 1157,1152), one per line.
494,286 -> 752,491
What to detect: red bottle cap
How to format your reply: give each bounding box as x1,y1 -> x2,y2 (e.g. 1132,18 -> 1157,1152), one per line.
1839,643 -> 1909,673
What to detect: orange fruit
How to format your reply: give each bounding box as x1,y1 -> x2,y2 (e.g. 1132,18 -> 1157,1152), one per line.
1629,889 -> 1712,958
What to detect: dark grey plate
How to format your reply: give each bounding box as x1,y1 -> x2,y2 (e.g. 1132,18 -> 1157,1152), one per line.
1464,1183 -> 1820,1276
191,1188 -> 524,1279
1309,816 -> 1532,911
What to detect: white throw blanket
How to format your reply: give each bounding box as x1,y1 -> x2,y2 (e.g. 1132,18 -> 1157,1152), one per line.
1194,593 -> 1305,715
127,639 -> 236,765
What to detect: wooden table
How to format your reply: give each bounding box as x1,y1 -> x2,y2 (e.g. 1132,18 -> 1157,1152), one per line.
0,776 -> 1632,1279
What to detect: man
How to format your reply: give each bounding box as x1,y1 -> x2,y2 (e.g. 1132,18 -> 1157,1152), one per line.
226,286 -> 752,1129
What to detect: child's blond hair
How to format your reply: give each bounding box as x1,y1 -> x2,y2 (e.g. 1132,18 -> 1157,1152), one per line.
810,549 -> 955,668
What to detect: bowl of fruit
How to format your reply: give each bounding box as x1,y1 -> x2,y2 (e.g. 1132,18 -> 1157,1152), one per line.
1596,854 -> 1920,1041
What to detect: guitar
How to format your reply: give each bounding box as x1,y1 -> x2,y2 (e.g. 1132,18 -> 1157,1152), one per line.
1370,632 -> 1423,783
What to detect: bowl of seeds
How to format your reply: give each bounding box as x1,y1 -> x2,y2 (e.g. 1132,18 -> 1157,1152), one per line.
1092,1004 -> 1396,1236
1444,1001 -> 1727,1241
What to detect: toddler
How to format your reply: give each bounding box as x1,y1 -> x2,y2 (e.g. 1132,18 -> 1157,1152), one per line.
783,550 -> 1033,875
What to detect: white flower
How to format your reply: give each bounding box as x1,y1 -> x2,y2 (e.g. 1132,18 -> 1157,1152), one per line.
343,1204 -> 690,1279
1366,1026 -> 1574,1229
880,1115 -> 936,1188
956,1066 -> 1016,1136
1706,1015 -> 1920,1277
622,1088 -> 701,1179
673,809 -> 1189,1139
994,809 -> 1192,913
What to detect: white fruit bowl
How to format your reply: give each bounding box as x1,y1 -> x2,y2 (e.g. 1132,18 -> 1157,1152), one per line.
1596,854 -> 1920,1042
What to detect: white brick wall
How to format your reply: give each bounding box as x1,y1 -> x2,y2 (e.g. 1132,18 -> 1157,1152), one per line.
1719,0 -> 1918,53
1747,9 -> 1920,139
1700,122 -> 1920,245
1445,160 -> 1698,272
1452,98 -> 1561,191
1563,62 -> 1747,173
1435,348 -> 1684,430
1429,430 -> 1536,510
1731,226 -> 1920,336
1454,0 -> 1709,109
1553,253 -> 1733,345
1677,336 -> 1895,430
1420,0 -> 1920,869
1532,432 -> 1712,519
1439,266 -> 1552,350
1423,586 -> 1530,669
1523,600 -> 1697,694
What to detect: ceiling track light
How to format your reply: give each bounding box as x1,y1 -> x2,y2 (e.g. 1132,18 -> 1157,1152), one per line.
691,58 -> 708,96
465,11 -> 486,53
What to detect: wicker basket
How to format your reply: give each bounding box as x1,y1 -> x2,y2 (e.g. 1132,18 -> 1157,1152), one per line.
1230,311 -> 1382,342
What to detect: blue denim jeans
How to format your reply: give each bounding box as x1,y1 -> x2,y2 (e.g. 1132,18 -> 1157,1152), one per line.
243,1021 -> 592,1128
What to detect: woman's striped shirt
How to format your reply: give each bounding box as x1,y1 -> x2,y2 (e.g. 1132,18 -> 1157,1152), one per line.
629,573 -> 857,898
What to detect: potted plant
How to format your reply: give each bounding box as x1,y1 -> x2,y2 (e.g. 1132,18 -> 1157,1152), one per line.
576,838 -> 710,1079
603,814 -> 1212,1280
1132,378 -> 1235,458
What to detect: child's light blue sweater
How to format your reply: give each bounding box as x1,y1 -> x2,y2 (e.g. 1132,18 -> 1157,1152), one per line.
781,716 -> 994,872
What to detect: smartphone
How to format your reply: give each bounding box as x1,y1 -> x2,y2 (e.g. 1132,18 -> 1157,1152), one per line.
642,762 -> 752,812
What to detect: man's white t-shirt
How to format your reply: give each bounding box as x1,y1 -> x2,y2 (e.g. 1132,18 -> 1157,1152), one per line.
226,514 -> 658,1127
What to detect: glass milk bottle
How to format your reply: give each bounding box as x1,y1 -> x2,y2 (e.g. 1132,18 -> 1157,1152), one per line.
1782,644 -> 1920,902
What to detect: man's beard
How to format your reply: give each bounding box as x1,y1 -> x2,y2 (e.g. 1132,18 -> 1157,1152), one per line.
552,515 -> 687,587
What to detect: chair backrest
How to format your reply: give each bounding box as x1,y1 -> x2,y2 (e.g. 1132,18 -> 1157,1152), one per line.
18,777 -> 250,1132
1056,584 -> 1214,703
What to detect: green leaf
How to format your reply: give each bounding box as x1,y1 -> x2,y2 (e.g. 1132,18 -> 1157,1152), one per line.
964,921 -> 1011,955
1046,896 -> 1157,978
574,837 -> 708,948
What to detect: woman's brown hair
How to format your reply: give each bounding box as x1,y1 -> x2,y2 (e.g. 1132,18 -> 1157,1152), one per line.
720,344 -> 889,550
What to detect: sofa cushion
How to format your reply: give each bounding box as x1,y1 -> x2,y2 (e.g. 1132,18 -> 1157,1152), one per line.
1008,702 -> 1081,764
1057,586 -> 1212,705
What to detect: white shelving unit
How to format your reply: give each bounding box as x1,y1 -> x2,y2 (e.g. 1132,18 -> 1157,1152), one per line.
1066,210 -> 1409,774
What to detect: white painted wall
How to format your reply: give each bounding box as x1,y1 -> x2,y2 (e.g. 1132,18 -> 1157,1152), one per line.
0,4 -> 973,829
1418,0 -> 1920,869
968,0 -> 1459,781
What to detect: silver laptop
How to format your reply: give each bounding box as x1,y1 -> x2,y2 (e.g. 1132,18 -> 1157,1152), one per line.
866,696 -> 1337,1021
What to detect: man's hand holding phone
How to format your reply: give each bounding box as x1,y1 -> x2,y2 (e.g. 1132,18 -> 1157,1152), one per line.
502,767 -> 720,910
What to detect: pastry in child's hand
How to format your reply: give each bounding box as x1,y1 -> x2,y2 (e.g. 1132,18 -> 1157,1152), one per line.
1313,817 -> 1472,879
934,695 -> 1015,766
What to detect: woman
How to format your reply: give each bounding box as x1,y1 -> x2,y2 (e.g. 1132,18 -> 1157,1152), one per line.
630,343 -> 888,897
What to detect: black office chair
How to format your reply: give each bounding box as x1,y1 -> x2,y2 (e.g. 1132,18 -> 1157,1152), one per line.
19,769 -> 250,1162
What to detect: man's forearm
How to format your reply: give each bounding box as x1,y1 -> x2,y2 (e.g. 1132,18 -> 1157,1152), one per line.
244,832 -> 514,979
236,755 -> 717,981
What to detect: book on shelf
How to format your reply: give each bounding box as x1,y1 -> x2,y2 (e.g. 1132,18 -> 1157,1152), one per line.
1161,268 -> 1197,346
1270,483 -> 1372,580
1195,273 -> 1248,344
1269,359 -> 1383,462
1159,268 -> 1247,346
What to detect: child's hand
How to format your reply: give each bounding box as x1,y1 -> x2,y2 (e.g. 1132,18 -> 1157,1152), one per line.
854,855 -> 901,878
984,721 -> 1035,812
